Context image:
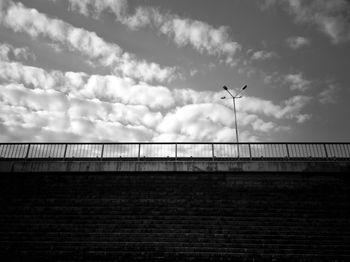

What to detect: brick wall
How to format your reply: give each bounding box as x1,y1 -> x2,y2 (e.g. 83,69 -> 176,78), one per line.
1,172 -> 349,261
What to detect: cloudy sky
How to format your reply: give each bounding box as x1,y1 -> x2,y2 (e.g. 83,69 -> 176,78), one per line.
0,0 -> 349,142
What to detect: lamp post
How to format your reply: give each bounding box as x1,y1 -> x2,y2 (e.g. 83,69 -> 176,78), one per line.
221,84 -> 247,158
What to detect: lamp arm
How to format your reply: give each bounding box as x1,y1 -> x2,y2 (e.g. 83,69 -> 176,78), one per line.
235,88 -> 247,98
225,89 -> 235,99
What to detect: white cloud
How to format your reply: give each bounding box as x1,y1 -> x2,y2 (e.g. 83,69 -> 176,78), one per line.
263,71 -> 315,95
250,118 -> 276,132
156,103 -> 235,141
67,97 -> 163,129
1,83 -> 68,114
116,53 -> 177,83
46,42 -> 63,53
155,103 -> 294,142
240,95 -> 312,122
66,1 -> 241,66
286,36 -> 310,49
264,0 -> 350,44
284,73 -> 312,92
1,60 -> 312,121
319,84 -> 338,104
0,60 -> 175,110
2,1 -> 176,83
263,71 -> 280,85
172,88 -> 219,106
122,6 -> 155,29
250,50 -> 277,61
172,87 -> 312,124
0,42 -> 13,60
0,60 -> 59,91
80,75 -> 175,109
0,42 -> 36,61
68,0 -> 127,18
189,69 -> 198,77
0,83 -> 160,142
158,16 -> 241,65
0,84 -> 70,135
282,95 -> 312,123
0,59 -> 312,142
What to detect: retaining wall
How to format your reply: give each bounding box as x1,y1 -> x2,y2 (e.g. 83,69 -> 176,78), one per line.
1,159 -> 350,173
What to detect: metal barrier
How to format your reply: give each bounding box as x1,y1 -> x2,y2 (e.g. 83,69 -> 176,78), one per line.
0,143 -> 350,160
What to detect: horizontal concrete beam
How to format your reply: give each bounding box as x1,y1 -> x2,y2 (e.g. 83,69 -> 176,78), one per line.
1,160 -> 350,173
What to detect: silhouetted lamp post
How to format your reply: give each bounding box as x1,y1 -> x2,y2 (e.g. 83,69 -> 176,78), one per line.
221,84 -> 247,157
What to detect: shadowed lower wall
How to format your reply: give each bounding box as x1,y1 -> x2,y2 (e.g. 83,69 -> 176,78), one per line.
0,171 -> 349,261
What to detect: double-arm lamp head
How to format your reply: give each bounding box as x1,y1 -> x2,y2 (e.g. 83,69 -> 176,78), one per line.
221,85 -> 247,99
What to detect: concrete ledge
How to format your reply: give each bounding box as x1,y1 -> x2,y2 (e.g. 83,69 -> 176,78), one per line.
1,160 -> 350,173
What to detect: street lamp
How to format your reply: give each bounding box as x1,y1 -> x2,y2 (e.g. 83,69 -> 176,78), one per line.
221,84 -> 247,157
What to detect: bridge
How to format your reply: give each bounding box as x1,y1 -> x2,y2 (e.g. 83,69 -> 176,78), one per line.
1,142 -> 350,261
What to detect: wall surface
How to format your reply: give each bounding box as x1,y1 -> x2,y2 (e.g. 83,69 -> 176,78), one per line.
1,170 -> 350,261
1,159 -> 350,173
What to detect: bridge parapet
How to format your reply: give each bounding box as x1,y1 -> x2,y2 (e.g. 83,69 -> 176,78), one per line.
1,143 -> 350,173
1,142 -> 350,160
0,142 -> 350,173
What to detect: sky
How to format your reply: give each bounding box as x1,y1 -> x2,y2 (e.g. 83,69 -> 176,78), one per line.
0,0 -> 349,142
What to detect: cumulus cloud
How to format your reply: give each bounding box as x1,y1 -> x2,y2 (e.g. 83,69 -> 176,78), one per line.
0,83 -> 160,142
0,42 -> 36,61
250,118 -> 277,132
0,60 -> 175,110
1,1 -> 176,83
80,75 -> 175,109
172,87 -> 312,125
286,36 -> 310,49
0,60 -> 59,91
284,73 -> 312,92
1,59 -> 312,122
157,104 -> 232,134
0,59 -> 312,142
263,0 -> 350,44
155,103 -> 276,142
240,95 -> 312,122
66,0 -> 241,66
158,15 -> 241,65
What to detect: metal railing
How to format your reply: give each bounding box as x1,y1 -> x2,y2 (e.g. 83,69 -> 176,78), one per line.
0,142 -> 350,161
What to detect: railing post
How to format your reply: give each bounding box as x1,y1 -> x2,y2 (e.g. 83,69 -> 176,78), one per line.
25,144 -> 31,160
138,143 -> 141,161
175,143 -> 177,161
249,144 -> 252,160
101,144 -> 104,161
323,144 -> 329,159
286,144 -> 290,159
212,144 -> 215,161
63,144 -> 68,160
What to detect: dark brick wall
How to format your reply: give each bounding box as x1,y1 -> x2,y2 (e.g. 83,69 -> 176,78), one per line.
0,172 -> 349,261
